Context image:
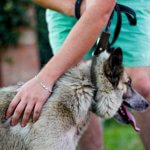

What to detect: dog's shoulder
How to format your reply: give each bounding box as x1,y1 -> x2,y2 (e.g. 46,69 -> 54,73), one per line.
58,60 -> 92,85
46,61 -> 94,123
55,60 -> 94,103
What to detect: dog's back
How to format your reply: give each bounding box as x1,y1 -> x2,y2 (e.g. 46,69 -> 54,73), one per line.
0,61 -> 94,150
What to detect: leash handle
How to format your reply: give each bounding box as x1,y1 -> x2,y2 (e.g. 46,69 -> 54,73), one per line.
94,32 -> 110,56
110,4 -> 137,46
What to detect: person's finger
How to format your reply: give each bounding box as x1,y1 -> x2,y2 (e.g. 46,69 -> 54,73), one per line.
6,93 -> 21,118
33,102 -> 44,123
21,102 -> 35,127
11,100 -> 27,126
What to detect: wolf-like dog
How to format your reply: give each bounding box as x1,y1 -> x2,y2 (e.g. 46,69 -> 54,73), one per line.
0,48 -> 148,150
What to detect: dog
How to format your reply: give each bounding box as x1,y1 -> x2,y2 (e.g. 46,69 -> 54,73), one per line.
0,48 -> 148,150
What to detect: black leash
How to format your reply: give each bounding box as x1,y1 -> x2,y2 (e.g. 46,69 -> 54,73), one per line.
74,1 -> 137,56
75,0 -> 83,19
110,4 -> 137,47
94,4 -> 137,55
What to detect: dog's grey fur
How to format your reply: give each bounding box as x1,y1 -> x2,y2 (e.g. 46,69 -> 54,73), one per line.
0,49 -> 148,150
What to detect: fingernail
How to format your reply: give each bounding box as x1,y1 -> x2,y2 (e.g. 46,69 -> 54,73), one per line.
11,120 -> 17,126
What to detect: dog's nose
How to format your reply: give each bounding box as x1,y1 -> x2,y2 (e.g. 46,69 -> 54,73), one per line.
145,102 -> 149,108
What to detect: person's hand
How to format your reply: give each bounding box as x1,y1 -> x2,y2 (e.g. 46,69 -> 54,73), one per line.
6,77 -> 52,127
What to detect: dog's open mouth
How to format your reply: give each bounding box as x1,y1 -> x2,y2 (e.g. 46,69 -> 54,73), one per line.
118,104 -> 140,132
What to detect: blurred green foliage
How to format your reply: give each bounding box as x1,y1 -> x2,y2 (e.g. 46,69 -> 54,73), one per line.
0,0 -> 31,48
0,0 -> 52,66
104,119 -> 144,150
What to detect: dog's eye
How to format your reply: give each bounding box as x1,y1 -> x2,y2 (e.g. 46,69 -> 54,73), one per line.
124,78 -> 132,85
128,78 -> 132,85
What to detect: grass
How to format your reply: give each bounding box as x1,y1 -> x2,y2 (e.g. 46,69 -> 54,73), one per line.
103,119 -> 144,150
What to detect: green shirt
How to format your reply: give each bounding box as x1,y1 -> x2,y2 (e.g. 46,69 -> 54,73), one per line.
46,0 -> 150,66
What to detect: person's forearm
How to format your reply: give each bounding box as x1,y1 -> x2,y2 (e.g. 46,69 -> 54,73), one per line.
38,0 -> 116,86
32,0 -> 77,16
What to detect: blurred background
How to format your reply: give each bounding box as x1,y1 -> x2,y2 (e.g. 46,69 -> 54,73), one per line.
0,0 -> 52,87
0,0 -> 145,150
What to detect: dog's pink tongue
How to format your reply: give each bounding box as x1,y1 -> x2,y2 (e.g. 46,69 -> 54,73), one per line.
122,105 -> 140,132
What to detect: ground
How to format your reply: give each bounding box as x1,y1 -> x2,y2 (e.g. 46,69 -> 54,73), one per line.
104,119 -> 144,150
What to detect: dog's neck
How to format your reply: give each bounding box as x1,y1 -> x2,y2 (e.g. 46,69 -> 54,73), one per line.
91,51 -> 123,118
91,51 -> 114,93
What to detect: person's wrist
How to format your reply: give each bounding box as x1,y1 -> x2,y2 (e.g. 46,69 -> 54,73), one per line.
35,72 -> 55,91
35,75 -> 53,93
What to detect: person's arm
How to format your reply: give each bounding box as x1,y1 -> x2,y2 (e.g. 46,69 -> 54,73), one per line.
32,0 -> 78,16
38,0 -> 116,85
6,0 -> 116,127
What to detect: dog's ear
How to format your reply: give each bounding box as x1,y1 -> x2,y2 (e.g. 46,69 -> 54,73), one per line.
109,47 -> 123,69
105,48 -> 123,87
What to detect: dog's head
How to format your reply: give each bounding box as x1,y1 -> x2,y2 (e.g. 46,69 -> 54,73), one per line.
91,48 -> 149,131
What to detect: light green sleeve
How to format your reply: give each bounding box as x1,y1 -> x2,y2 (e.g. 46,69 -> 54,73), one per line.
46,9 -> 95,59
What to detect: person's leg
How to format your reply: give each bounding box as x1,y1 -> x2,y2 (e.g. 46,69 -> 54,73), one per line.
78,113 -> 103,150
126,66 -> 150,150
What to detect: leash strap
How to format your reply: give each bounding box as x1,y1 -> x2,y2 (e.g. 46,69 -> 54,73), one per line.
110,4 -> 137,46
74,1 -> 137,55
75,0 -> 83,19
94,3 -> 137,56
94,32 -> 110,56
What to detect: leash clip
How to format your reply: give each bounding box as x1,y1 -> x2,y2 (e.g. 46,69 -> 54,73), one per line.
94,32 -> 110,56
